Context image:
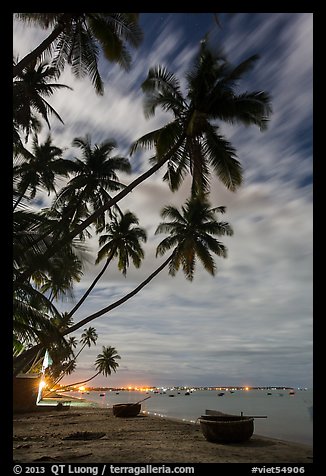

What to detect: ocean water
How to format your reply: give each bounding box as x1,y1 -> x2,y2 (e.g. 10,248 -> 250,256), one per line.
66,388 -> 313,447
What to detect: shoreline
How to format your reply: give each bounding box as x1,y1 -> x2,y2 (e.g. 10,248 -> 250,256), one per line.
13,405 -> 313,464
58,392 -> 313,448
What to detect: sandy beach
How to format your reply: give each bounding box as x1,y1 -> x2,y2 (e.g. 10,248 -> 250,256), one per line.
13,405 -> 313,464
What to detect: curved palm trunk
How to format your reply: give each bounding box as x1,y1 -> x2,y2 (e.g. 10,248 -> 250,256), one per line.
50,343 -> 83,388
63,254 -> 173,336
13,21 -> 67,77
13,183 -> 29,211
64,137 -> 185,244
51,371 -> 101,392
24,192 -> 121,253
13,254 -> 173,376
67,249 -> 117,318
17,134 -> 186,283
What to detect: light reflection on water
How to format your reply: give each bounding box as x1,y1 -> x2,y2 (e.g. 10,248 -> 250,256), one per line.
66,388 -> 313,446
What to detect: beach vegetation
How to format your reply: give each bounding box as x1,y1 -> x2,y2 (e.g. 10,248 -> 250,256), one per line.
13,14 -> 271,382
13,13 -> 143,94
13,59 -> 72,146
58,345 -> 121,389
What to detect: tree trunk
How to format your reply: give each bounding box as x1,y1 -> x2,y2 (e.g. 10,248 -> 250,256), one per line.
63,254 -> 173,336
58,371 -> 100,390
13,24 -> 65,77
13,253 -> 173,375
16,134 -> 186,283
50,347 -> 80,388
68,249 -> 116,318
13,183 -> 29,211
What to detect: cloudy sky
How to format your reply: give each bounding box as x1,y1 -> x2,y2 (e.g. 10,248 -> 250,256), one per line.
13,13 -> 313,389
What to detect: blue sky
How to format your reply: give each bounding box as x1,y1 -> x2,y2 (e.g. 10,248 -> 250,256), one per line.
13,13 -> 313,388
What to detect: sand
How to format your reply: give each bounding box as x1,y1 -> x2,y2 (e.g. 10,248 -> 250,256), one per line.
12,406 -> 313,464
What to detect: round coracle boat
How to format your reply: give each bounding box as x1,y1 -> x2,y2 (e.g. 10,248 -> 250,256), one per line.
113,403 -> 141,418
199,415 -> 254,443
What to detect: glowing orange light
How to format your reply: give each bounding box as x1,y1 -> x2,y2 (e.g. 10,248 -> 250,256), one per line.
78,386 -> 86,392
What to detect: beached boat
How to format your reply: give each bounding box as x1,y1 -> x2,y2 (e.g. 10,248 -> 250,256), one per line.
112,396 -> 151,418
113,403 -> 141,418
199,411 -> 254,443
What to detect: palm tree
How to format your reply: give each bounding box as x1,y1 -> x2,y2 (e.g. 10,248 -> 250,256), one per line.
80,327 -> 98,351
155,195 -> 233,280
60,346 -> 121,389
19,134 -> 132,257
68,211 -> 147,318
67,336 -> 78,350
63,194 -> 233,335
53,135 -> 131,232
13,209 -> 85,376
13,207 -> 84,288
13,60 -> 72,142
13,134 -> 72,210
24,315 -> 77,383
14,195 -> 232,369
13,282 -> 71,376
13,13 -> 143,94
49,327 -> 98,387
131,40 -> 272,195
37,251 -> 84,302
23,40 -> 270,262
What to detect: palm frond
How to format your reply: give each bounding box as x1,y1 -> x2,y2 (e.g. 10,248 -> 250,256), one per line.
129,129 -> 161,155
220,54 -> 260,87
14,13 -> 62,28
203,125 -> 242,191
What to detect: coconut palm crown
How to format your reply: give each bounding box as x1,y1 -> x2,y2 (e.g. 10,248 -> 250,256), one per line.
13,13 -> 143,94
131,40 -> 272,195
155,194 -> 233,281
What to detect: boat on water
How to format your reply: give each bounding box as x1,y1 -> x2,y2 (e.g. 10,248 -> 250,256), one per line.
99,393 -> 105,396
289,390 -> 295,395
217,392 -> 225,396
